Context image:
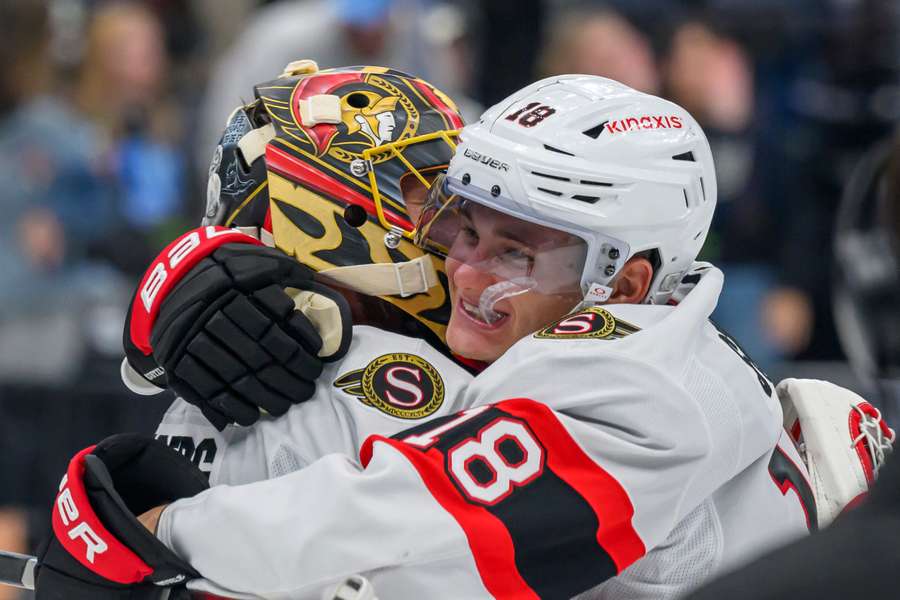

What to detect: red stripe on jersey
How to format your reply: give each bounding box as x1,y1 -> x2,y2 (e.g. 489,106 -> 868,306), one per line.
496,399 -> 646,572
360,398 -> 646,593
451,353 -> 488,374
360,436 -> 538,599
768,444 -> 816,531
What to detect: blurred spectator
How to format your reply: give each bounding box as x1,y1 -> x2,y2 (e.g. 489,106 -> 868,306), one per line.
74,1 -> 187,268
772,0 -> 900,362
0,0 -> 126,377
662,19 -> 808,369
0,3 -> 176,586
471,0 -> 544,106
198,0 -> 481,192
537,6 -> 659,93
0,1 -> 123,595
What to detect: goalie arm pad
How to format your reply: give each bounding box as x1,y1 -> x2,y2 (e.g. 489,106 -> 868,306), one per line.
778,378 -> 895,528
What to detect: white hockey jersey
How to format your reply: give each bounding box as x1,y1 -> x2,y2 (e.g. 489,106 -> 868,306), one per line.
155,325 -> 475,486
156,267 -> 813,600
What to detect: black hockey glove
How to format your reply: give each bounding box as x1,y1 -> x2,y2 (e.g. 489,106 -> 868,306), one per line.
35,434 -> 208,599
123,226 -> 352,429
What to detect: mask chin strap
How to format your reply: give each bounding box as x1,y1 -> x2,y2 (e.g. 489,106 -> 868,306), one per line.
317,255 -> 440,298
227,226 -> 439,298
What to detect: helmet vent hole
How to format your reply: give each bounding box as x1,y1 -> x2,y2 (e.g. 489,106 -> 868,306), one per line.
343,204 -> 368,228
700,177 -> 707,202
571,195 -> 600,204
537,187 -> 563,197
533,171 -> 570,182
683,190 -> 690,209
693,230 -> 703,240
580,179 -> 613,187
673,151 -> 695,162
543,144 -> 575,156
582,121 -> 608,139
347,93 -> 370,108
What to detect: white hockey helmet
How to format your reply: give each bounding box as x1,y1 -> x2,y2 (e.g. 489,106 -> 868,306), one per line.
417,75 -> 717,305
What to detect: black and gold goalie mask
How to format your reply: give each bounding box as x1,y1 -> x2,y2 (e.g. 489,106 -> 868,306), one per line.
203,61 -> 463,343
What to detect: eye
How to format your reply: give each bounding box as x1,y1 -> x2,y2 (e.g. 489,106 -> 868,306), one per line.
460,225 -> 478,245
499,246 -> 534,269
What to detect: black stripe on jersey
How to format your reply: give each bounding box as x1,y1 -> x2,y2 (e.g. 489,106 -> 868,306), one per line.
489,460 -> 618,598
769,445 -> 818,532
396,406 -> 619,598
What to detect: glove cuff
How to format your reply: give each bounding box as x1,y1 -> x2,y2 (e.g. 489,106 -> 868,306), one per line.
51,447 -> 154,585
127,226 -> 263,356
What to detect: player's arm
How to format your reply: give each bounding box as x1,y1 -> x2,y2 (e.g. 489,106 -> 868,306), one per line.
122,226 -> 352,430
150,363 -> 717,599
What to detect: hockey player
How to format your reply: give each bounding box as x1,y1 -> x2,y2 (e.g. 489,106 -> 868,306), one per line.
36,63 -> 482,598
114,62 -> 488,490
118,61 -> 472,436
37,75 -> 817,599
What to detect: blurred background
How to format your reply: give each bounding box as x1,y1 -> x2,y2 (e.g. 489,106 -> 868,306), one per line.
0,0 -> 897,595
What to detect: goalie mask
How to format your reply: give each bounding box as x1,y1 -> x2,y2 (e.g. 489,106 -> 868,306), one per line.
204,61 -> 464,343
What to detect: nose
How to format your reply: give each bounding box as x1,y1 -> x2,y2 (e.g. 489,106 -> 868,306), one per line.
448,256 -> 497,292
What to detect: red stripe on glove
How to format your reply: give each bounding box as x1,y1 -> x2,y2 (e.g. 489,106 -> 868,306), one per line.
51,446 -> 154,584
129,226 -> 262,355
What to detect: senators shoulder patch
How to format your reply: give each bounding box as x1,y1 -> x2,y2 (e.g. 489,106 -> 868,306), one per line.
334,353 -> 445,420
535,306 -> 640,340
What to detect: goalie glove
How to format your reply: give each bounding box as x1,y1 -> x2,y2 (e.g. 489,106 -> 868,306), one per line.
123,226 -> 352,429
35,434 -> 208,599
778,378 -> 895,528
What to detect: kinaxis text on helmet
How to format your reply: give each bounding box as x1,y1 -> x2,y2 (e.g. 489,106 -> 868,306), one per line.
463,147 -> 510,171
604,115 -> 683,134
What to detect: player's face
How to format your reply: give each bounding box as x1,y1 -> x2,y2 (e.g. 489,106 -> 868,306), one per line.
445,203 -> 584,362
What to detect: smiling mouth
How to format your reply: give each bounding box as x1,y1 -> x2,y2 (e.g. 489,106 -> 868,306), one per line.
459,298 -> 508,328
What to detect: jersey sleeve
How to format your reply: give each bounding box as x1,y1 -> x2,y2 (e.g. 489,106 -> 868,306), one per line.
154,326 -> 474,488
159,446 -> 491,600
154,398 -> 233,483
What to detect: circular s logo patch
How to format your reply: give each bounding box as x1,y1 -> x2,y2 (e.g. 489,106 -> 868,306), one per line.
334,353 -> 444,419
535,307 -> 640,340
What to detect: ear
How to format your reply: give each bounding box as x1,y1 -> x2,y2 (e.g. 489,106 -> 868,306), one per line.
608,256 -> 654,304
